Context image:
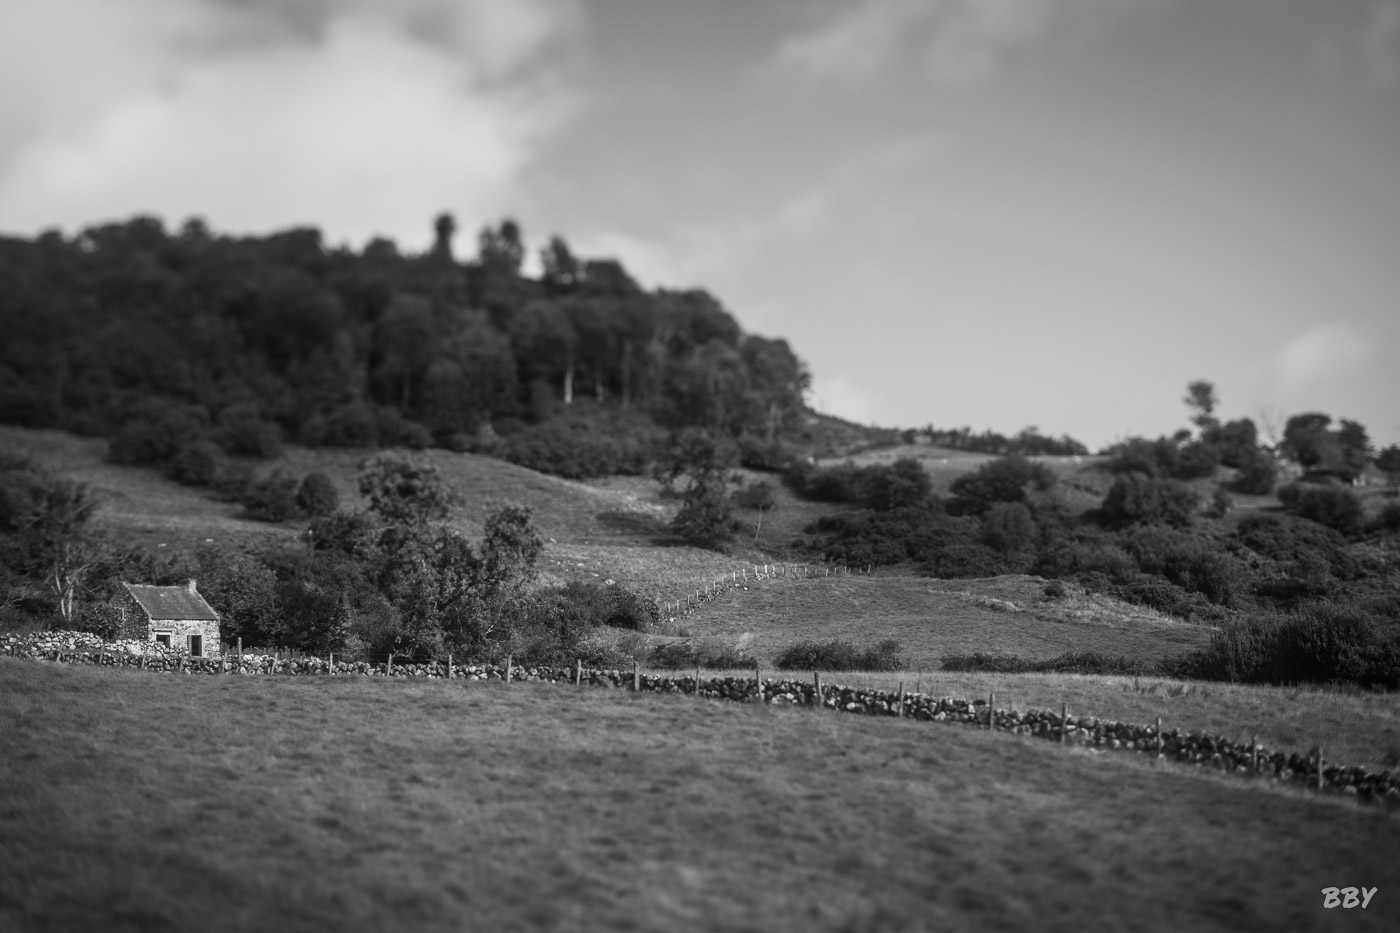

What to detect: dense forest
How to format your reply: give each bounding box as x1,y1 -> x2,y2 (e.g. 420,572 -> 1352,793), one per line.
0,214 -> 810,479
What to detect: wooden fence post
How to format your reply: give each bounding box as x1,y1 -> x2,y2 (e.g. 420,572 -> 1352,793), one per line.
236,637 -> 242,669
632,659 -> 640,692
505,654 -> 513,685
99,644 -> 106,667
327,651 -> 333,676
1250,733 -> 1258,773
1061,702 -> 1068,745
575,658 -> 582,687
988,692 -> 995,730
1156,717 -> 1163,763
754,661 -> 762,705
1315,746 -> 1324,792
813,671 -> 822,709
897,682 -> 905,719
694,662 -> 701,698
387,651 -> 394,677
140,642 -> 147,671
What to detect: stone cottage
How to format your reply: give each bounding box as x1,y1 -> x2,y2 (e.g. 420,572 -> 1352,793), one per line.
119,580 -> 222,658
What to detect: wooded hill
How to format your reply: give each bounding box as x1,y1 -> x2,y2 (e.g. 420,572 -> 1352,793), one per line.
0,215 -> 815,478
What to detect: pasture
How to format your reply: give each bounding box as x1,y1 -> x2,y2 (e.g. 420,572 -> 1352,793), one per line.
2,658 -> 1397,933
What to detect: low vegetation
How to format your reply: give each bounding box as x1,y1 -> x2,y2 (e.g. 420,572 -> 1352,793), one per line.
4,660 -> 1398,933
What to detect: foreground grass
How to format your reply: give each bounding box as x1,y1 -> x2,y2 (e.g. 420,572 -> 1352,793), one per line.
2,660 -> 1396,933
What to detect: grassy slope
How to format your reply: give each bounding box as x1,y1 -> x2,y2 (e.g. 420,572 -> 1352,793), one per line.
3,659 -> 1397,933
670,574 -> 1213,669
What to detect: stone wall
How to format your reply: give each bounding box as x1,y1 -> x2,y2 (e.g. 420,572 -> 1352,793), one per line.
5,631 -> 1397,806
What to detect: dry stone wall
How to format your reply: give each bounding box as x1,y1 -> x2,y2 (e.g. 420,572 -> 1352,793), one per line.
6,631 -> 1397,806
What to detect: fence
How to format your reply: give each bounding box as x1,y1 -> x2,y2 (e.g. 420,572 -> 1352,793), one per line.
657,562 -> 873,618
5,630 -> 1395,807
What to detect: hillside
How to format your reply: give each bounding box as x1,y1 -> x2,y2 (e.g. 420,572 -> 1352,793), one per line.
665,574 -> 1212,670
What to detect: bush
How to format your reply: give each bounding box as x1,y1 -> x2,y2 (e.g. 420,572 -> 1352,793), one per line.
1043,580 -> 1067,599
501,407 -> 659,479
947,455 -> 1054,515
925,543 -> 1007,579
1233,513 -> 1358,579
735,434 -> 795,472
774,638 -> 903,671
1169,601 -> 1400,688
215,403 -> 283,458
296,471 -> 340,518
981,502 -> 1037,554
940,651 -> 1157,676
1100,473 -> 1197,528
166,440 -> 226,487
1229,447 -> 1277,495
241,469 -> 303,523
1278,482 -> 1364,537
732,480 -> 777,511
1376,501 -> 1400,533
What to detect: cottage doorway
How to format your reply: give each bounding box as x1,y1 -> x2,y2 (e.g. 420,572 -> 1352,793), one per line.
189,634 -> 203,657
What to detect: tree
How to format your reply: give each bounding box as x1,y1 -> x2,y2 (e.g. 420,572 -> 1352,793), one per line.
1281,413 -> 1339,470
0,460 -> 102,625
358,453 -> 454,526
432,212 -> 457,264
1335,419 -> 1372,482
1183,380 -> 1219,433
1377,445 -> 1400,488
478,504 -> 543,592
658,429 -> 738,549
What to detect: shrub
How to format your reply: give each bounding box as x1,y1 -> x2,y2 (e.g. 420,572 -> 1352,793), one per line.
1043,580 -> 1067,599
1229,447 -> 1277,495
940,651 -> 1156,676
166,440 -> 225,487
947,455 -> 1054,515
1376,501 -> 1400,533
1169,601 -> 1400,688
926,543 -> 1007,579
215,403 -> 283,458
735,434 -> 795,472
1233,513 -> 1358,580
865,458 -> 933,511
774,638 -> 903,671
672,478 -> 736,550
242,469 -> 303,523
1278,482 -> 1364,537
1100,473 -> 1197,528
296,471 -> 340,518
732,480 -> 777,511
981,502 -> 1037,554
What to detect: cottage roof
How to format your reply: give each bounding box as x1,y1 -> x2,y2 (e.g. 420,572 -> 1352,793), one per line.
122,581 -> 220,622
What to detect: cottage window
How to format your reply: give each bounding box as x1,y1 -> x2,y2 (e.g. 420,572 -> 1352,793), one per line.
155,632 -> 171,648
189,634 -> 203,658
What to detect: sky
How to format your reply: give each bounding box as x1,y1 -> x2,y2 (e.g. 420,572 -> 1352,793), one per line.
1,0 -> 1397,451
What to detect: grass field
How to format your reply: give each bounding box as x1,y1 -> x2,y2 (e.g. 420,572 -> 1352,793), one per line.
3,659 -> 1397,933
664,573 -> 1213,670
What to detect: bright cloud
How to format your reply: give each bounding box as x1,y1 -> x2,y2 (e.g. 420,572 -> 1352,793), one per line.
1273,322 -> 1374,393
0,0 -> 585,249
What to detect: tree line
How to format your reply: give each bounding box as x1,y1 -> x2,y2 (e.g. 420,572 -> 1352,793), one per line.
0,215 -> 810,480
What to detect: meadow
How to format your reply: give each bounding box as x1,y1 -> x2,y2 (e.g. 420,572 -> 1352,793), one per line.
3,658 -> 1397,933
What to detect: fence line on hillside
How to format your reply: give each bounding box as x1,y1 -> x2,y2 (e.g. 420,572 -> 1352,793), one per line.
5,632 -> 1391,805
656,562 -> 875,619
